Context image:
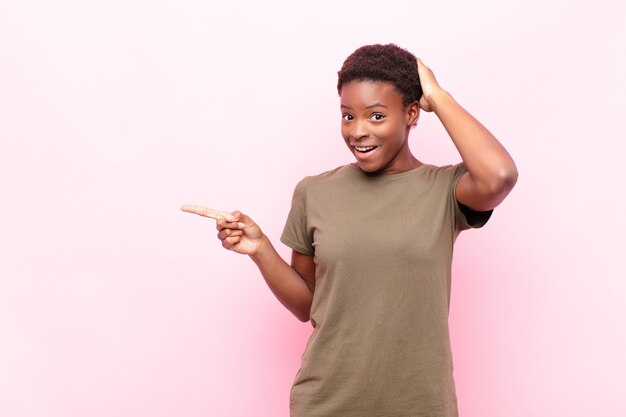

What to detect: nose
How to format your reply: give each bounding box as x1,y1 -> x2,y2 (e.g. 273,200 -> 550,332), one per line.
350,119 -> 369,142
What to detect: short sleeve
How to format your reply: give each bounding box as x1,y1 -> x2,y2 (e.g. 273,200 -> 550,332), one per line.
451,162 -> 494,231
280,177 -> 315,255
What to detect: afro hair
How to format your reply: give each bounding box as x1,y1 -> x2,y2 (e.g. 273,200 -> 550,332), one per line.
337,43 -> 422,109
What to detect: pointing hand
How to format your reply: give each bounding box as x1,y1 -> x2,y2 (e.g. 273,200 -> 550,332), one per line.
181,205 -> 264,255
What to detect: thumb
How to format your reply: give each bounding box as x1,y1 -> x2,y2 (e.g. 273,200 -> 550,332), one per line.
230,210 -> 255,227
224,211 -> 238,222
229,210 -> 250,223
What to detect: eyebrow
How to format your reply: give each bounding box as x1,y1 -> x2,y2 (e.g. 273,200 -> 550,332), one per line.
340,103 -> 388,109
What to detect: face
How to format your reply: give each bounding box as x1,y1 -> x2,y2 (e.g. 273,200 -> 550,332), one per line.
340,80 -> 419,175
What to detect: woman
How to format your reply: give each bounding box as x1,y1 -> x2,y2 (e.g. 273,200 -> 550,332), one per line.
182,43 -> 518,417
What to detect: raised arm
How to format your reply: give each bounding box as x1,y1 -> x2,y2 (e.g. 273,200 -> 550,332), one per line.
181,205 -> 314,322
416,58 -> 518,212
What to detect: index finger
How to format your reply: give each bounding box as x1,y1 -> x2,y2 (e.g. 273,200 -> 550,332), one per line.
180,205 -> 231,220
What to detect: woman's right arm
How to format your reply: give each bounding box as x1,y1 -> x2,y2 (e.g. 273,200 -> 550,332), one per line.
181,205 -> 315,322
249,239 -> 315,322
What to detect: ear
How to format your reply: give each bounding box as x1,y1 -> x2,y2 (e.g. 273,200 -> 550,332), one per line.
406,101 -> 420,126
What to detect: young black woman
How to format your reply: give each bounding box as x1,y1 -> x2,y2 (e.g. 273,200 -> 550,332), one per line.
182,43 -> 518,417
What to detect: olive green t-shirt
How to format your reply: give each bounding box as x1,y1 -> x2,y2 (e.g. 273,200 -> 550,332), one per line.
280,162 -> 493,417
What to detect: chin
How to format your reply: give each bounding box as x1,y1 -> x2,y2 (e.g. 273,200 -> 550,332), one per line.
354,160 -> 381,173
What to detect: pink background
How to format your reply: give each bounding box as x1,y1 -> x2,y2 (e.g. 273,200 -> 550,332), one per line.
1,1 -> 624,416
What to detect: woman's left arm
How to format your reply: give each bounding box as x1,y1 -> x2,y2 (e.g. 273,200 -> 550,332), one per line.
417,58 -> 518,212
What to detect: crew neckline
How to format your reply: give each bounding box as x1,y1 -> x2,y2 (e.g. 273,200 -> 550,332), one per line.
346,162 -> 430,179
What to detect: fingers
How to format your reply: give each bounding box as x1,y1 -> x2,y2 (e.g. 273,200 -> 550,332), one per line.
181,205 -> 234,221
215,217 -> 249,231
216,218 -> 248,250
416,58 -> 433,76
228,210 -> 254,228
217,228 -> 244,240
222,236 -> 241,250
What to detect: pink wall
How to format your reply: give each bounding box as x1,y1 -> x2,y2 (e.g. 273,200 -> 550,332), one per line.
1,1 -> 624,416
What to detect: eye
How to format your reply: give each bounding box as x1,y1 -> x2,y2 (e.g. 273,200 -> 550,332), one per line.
370,113 -> 385,121
342,113 -> 353,121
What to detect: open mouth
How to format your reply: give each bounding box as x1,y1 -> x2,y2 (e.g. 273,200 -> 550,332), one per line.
353,145 -> 378,153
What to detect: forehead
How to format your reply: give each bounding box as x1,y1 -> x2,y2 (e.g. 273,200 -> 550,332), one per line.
340,80 -> 403,108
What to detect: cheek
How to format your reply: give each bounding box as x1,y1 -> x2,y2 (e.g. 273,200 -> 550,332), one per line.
341,125 -> 350,141
376,120 -> 404,141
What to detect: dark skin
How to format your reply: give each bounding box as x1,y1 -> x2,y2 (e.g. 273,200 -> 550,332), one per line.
340,79 -> 421,175
182,58 -> 518,321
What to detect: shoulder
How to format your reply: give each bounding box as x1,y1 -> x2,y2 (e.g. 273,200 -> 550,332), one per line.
293,164 -> 353,191
425,161 -> 464,174
412,161 -> 465,184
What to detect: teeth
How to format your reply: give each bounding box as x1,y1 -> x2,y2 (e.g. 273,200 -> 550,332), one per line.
354,146 -> 376,152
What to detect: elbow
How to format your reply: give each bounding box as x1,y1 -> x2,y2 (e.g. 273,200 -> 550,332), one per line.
502,168 -> 519,194
486,166 -> 518,196
471,168 -> 518,211
505,165 -> 519,188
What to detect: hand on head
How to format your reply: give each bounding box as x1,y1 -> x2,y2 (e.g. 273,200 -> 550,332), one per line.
181,205 -> 264,255
415,58 -> 445,113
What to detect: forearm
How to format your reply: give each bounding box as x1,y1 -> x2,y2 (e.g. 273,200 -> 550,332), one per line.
249,235 -> 313,322
432,90 -> 518,190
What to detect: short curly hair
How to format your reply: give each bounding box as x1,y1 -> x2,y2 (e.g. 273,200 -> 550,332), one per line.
337,43 -> 422,109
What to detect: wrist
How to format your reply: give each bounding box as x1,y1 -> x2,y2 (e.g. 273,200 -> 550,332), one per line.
249,234 -> 271,263
430,88 -> 453,113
